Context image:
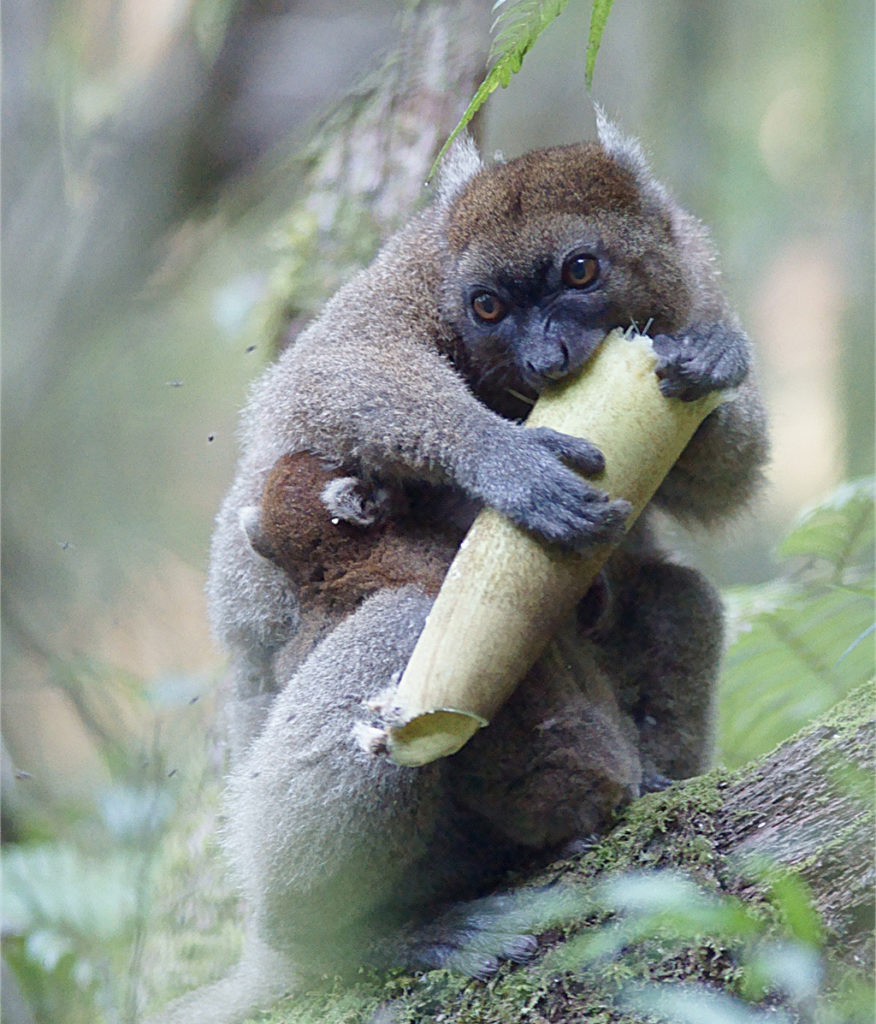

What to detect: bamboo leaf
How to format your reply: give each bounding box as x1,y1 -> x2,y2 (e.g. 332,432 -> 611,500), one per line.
429,0 -> 582,178
585,0 -> 614,88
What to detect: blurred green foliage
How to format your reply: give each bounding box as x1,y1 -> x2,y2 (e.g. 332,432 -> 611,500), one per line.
2,677 -> 232,1023
547,866 -> 869,1024
719,477 -> 874,767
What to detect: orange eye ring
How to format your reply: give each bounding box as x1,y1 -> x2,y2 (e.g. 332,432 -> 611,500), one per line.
471,292 -> 507,323
562,254 -> 599,289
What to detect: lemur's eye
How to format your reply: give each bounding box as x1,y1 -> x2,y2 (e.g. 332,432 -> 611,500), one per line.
562,254 -> 599,289
471,292 -> 507,323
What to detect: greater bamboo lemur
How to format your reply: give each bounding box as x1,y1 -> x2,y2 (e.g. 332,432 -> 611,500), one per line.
162,114 -> 768,1024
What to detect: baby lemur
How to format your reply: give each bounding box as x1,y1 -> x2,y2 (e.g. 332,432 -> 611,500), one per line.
175,114 -> 767,1023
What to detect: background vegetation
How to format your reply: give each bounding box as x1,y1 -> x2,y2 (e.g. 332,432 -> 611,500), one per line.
2,1 -> 873,1022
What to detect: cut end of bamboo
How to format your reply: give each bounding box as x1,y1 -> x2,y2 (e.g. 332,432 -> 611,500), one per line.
384,708 -> 487,767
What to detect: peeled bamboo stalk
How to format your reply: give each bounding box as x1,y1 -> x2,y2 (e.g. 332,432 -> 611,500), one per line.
384,329 -> 728,767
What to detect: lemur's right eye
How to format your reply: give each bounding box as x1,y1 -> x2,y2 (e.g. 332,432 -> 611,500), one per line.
562,253 -> 599,289
471,292 -> 507,323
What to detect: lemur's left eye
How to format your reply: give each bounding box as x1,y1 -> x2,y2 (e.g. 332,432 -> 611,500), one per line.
562,254 -> 599,289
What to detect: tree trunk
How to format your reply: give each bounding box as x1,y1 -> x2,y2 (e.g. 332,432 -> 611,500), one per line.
252,0 -> 492,354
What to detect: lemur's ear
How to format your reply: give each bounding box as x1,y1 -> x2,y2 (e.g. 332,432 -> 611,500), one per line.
434,132 -> 483,205
595,105 -> 671,213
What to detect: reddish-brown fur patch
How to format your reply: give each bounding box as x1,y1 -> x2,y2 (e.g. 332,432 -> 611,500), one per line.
254,453 -> 462,621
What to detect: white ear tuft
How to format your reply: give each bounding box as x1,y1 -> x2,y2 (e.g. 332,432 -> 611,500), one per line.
595,106 -> 643,169
434,132 -> 483,204
239,505 -> 263,548
595,105 -> 670,210
239,505 -> 275,562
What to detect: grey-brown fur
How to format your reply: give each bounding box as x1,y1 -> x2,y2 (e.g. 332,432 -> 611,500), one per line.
167,117 -> 768,1024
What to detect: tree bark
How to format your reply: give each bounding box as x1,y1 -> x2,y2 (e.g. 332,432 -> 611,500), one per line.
252,0 -> 492,353
714,681 -> 875,970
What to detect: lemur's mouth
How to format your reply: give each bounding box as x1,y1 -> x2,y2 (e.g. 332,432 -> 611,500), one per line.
504,387 -> 536,407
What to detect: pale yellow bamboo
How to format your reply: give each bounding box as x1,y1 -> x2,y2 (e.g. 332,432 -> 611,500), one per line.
385,329 -> 727,766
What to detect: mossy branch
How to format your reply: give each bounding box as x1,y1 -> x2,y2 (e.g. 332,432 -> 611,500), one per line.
253,682 -> 875,1024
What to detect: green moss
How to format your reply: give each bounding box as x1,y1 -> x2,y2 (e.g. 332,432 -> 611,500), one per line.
816,678 -> 874,736
562,770 -> 729,889
252,979 -> 383,1024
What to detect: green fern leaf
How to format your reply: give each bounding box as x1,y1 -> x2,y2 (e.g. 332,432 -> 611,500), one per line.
585,0 -> 614,88
431,0 -> 608,179
488,0 -> 570,66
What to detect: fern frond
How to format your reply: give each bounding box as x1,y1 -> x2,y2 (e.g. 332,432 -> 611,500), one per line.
489,0 -> 571,74
585,0 -> 614,88
777,475 -> 875,576
430,0 -> 614,179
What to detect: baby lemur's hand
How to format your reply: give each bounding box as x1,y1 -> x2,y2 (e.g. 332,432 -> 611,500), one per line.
653,321 -> 749,401
320,475 -> 393,527
466,422 -> 631,548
